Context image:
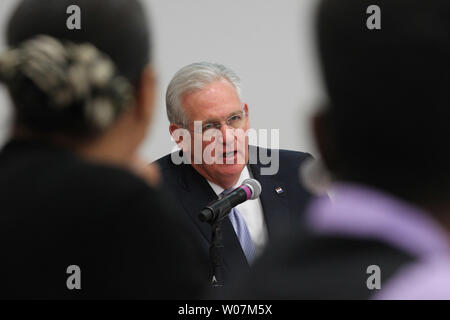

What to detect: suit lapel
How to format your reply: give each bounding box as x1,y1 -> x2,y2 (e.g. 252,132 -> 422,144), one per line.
248,145 -> 291,240
176,163 -> 217,243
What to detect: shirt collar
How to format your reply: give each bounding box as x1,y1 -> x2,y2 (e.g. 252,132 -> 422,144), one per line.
207,166 -> 251,196
307,182 -> 450,259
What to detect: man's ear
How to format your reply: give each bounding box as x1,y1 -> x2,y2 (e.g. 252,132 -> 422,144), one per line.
169,123 -> 180,140
312,107 -> 337,175
135,64 -> 157,125
169,123 -> 186,146
243,103 -> 250,127
243,103 -> 249,115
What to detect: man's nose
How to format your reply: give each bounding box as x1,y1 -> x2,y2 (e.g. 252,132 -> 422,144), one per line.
219,124 -> 235,145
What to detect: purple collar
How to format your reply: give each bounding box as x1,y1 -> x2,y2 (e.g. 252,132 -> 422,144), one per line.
306,183 -> 450,259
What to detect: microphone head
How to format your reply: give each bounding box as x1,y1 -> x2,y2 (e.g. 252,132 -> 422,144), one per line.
242,178 -> 262,200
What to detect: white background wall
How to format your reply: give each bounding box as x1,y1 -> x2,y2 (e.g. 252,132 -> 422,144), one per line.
0,0 -> 325,160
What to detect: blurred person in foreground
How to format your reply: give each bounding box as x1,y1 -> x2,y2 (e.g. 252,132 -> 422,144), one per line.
0,0 -> 207,299
227,0 -> 450,299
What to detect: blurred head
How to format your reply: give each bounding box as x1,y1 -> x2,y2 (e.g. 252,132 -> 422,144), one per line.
167,62 -> 250,189
0,0 -> 155,161
314,0 -> 450,205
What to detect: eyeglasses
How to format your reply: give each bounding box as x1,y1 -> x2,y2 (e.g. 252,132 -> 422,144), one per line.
189,110 -> 247,134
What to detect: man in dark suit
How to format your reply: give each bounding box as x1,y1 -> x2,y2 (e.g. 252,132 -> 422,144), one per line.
156,62 -> 313,284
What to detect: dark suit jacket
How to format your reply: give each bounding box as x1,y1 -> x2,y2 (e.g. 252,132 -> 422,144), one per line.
155,145 -> 313,283
0,139 -> 207,299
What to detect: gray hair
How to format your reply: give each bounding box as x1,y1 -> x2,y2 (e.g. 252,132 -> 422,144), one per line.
166,62 -> 242,125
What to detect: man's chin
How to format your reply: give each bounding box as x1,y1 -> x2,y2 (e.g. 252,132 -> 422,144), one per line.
213,163 -> 246,177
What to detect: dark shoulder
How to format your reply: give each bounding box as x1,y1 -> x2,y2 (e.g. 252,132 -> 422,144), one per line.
0,139 -> 152,197
276,148 -> 313,174
155,151 -> 174,170
62,157 -> 172,221
251,146 -> 313,183
72,158 -> 150,194
251,145 -> 312,165
278,148 -> 313,162
4,141 -> 161,217
154,150 -> 190,184
36,151 -> 152,200
154,150 -> 185,176
262,146 -> 312,162
227,232 -> 415,299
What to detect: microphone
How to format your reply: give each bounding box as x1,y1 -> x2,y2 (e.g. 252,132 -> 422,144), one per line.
199,178 -> 262,223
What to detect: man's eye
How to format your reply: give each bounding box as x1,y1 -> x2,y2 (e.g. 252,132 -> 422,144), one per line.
229,115 -> 241,122
203,124 -> 215,131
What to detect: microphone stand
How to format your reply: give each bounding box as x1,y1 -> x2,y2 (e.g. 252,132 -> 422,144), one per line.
208,208 -> 230,288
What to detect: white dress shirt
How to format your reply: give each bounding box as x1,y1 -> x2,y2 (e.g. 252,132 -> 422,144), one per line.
206,166 -> 268,256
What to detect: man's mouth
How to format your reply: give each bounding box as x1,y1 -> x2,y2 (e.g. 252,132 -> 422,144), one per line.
223,150 -> 237,158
